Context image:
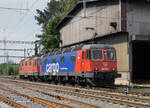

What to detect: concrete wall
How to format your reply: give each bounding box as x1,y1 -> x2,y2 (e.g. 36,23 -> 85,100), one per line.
96,33 -> 130,85
60,1 -> 121,47
127,0 -> 150,36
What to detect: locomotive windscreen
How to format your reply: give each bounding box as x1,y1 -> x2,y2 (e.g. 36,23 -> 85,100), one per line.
92,50 -> 103,60
86,48 -> 116,61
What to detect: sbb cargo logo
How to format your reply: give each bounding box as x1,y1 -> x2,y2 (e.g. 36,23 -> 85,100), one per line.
46,63 -> 59,73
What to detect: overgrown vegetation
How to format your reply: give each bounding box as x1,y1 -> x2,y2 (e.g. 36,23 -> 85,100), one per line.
35,0 -> 82,51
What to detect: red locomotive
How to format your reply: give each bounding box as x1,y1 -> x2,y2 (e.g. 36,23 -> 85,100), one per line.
19,44 -> 120,86
19,57 -> 42,80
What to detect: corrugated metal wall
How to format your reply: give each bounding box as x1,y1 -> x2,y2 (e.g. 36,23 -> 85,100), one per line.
127,0 -> 150,36
60,1 -> 121,47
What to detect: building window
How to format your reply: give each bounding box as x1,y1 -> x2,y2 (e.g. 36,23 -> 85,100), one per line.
71,55 -> 76,62
60,56 -> 65,63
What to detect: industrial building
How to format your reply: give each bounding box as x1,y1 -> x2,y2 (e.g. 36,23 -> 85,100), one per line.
57,0 -> 150,85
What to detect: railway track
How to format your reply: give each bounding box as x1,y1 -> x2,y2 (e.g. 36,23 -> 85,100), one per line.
0,79 -> 102,108
0,93 -> 27,108
0,84 -> 76,108
1,79 -> 150,108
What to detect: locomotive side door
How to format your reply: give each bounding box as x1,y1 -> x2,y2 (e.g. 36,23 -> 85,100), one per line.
81,51 -> 85,72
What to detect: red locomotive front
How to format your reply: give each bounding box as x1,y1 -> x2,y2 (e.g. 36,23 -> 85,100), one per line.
75,47 -> 117,73
74,44 -> 119,85
88,48 -> 117,72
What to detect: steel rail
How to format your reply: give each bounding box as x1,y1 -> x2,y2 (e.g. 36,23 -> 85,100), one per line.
21,85 -> 101,108
0,89 -> 27,108
5,81 -> 101,108
46,88 -> 150,108
0,83 -> 75,108
10,80 -> 150,108
16,80 -> 150,104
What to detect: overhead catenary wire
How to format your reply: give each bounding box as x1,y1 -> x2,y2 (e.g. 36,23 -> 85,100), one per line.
3,0 -> 43,42
2,0 -> 149,39
9,0 -> 48,40
13,0 -> 41,28
0,6 -> 29,11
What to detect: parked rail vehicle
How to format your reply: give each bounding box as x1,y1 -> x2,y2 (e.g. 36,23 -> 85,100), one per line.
19,44 -> 120,86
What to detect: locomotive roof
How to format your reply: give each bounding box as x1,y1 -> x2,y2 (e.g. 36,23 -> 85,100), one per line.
82,44 -> 114,49
42,44 -> 114,57
20,56 -> 40,62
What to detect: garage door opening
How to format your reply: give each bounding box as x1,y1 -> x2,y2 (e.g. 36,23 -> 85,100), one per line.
132,41 -> 150,83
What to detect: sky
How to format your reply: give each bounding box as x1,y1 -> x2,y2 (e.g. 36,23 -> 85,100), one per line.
0,0 -> 49,63
0,0 -> 49,41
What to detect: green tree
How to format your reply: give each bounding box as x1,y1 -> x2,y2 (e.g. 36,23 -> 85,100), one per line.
0,65 -> 3,75
40,16 -> 61,50
35,0 -> 60,29
35,0 -> 82,51
13,64 -> 19,75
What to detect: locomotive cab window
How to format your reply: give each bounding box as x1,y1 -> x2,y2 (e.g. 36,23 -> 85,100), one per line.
71,55 -> 76,62
92,49 -> 103,60
60,56 -> 65,63
106,50 -> 116,61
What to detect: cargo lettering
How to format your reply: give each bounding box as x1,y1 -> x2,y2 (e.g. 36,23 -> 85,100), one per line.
46,63 -> 59,73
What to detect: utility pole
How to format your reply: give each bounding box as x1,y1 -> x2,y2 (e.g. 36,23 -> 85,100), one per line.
3,38 -> 7,75
6,52 -> 9,76
0,40 -> 34,75
24,49 -> 26,59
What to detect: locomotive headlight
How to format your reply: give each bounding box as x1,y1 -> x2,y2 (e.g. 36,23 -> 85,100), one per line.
112,68 -> 115,71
